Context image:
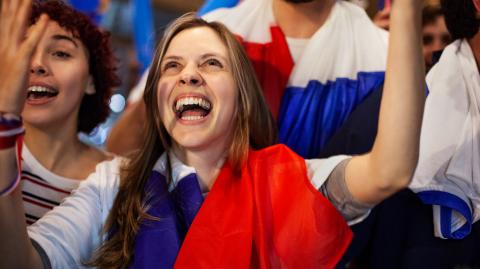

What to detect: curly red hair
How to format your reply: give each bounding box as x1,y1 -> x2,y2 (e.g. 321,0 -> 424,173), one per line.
30,0 -> 121,133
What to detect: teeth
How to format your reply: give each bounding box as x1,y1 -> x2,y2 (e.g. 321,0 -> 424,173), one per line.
175,96 -> 211,111
28,86 -> 55,93
181,115 -> 204,121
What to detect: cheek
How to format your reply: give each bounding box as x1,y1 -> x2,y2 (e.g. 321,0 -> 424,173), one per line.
224,80 -> 238,113
156,79 -> 176,118
54,63 -> 90,92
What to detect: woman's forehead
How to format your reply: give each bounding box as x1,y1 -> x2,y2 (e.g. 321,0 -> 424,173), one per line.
165,26 -> 228,58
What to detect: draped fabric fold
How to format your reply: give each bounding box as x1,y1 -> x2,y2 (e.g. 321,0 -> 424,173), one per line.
411,39 -> 480,239
132,145 -> 352,268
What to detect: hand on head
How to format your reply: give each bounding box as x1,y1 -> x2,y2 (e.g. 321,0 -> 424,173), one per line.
0,0 -> 49,116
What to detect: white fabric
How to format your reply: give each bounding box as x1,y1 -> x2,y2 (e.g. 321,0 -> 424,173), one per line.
27,157 -> 124,269
285,37 -> 308,64
127,67 -> 150,104
306,155 -> 350,190
410,39 -> 480,239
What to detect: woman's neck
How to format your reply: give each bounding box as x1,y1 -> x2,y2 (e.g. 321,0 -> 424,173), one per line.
172,143 -> 229,192
23,122 -> 105,179
272,0 -> 335,39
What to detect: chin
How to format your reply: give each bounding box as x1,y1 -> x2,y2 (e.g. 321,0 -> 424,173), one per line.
22,111 -> 48,125
174,136 -> 209,150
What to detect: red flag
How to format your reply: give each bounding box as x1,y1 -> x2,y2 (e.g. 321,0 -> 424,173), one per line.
175,144 -> 352,269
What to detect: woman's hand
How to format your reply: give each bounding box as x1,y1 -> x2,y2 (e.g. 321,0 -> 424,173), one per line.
0,0 -> 48,115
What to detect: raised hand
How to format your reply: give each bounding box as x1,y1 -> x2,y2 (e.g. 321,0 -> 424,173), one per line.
0,0 -> 48,116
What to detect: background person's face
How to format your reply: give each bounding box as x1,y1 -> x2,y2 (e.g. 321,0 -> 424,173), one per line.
23,21 -> 93,130
423,15 -> 451,70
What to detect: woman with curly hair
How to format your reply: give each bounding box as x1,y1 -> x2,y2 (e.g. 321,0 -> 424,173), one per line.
0,0 -> 120,225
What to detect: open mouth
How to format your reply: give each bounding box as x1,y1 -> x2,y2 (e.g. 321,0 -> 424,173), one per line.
173,96 -> 212,121
27,86 -> 59,100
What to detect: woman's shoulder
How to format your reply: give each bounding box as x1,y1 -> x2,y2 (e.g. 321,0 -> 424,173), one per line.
80,156 -> 126,190
76,145 -> 122,178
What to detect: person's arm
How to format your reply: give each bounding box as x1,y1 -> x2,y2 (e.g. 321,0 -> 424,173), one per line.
345,0 -> 425,205
106,100 -> 146,156
0,0 -> 49,268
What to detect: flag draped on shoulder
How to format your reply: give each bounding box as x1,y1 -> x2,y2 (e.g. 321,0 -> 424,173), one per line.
411,39 -> 480,239
203,0 -> 388,158
131,145 -> 352,268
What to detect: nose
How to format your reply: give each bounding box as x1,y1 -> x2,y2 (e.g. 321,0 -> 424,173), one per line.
30,65 -> 48,76
433,40 -> 445,52
29,52 -> 49,76
179,65 -> 203,86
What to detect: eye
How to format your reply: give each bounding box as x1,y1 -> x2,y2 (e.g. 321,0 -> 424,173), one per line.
163,61 -> 180,71
204,58 -> 223,68
52,50 -> 71,59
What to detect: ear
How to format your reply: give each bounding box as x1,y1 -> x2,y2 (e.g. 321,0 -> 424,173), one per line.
85,75 -> 96,95
473,0 -> 480,13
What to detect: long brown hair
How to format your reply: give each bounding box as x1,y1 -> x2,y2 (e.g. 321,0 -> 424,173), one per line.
89,13 -> 277,268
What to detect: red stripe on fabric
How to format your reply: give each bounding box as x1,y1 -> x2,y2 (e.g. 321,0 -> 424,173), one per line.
238,26 -> 294,118
0,135 -> 18,150
23,197 -> 54,210
21,175 -> 71,194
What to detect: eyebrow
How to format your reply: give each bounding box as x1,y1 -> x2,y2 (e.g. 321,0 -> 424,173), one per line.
200,53 -> 227,62
163,53 -> 227,62
51,34 -> 78,47
163,55 -> 182,62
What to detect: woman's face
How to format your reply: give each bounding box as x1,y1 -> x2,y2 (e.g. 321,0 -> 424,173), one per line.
157,26 -> 237,155
23,21 -> 93,130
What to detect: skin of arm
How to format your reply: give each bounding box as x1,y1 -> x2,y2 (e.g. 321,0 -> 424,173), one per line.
0,0 -> 49,268
345,0 -> 426,205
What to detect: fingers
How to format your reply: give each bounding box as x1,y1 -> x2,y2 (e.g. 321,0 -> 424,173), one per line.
20,14 -> 49,60
0,0 -> 32,46
0,0 -> 13,38
13,0 -> 33,45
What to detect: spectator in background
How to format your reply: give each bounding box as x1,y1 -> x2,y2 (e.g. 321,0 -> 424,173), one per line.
411,0 -> 480,243
422,4 -> 451,71
355,1 -> 480,268
374,2 -> 451,71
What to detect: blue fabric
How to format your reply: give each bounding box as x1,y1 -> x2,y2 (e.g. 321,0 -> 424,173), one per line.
132,0 -> 155,73
68,0 -> 101,24
417,190 -> 473,239
278,71 -> 385,158
377,0 -> 386,10
198,0 -> 240,16
131,171 -> 204,268
69,0 -> 99,11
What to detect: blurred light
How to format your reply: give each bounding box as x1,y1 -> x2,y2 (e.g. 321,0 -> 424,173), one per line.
110,94 -> 126,113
